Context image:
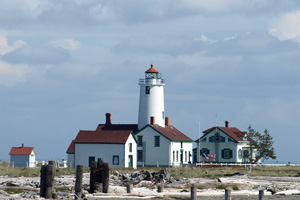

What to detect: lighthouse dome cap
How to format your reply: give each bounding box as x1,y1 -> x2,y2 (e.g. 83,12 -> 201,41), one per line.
145,64 -> 159,73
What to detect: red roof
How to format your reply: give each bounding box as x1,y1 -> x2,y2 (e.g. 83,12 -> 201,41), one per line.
145,64 -> 159,73
148,124 -> 193,142
9,145 -> 34,155
66,140 -> 75,154
201,126 -> 248,142
67,124 -> 138,153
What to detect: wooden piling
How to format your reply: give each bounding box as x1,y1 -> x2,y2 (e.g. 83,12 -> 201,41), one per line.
75,165 -> 83,200
45,164 -> 54,199
126,184 -> 133,193
102,162 -> 110,193
157,184 -> 164,193
89,161 -> 97,193
40,165 -> 46,197
225,189 -> 231,200
259,190 -> 264,200
97,158 -> 103,185
190,185 -> 197,200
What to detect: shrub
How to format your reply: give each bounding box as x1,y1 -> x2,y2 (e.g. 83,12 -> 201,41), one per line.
232,185 -> 239,190
216,184 -> 226,189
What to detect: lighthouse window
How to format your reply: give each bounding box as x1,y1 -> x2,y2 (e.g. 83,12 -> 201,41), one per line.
162,111 -> 164,119
146,86 -> 150,94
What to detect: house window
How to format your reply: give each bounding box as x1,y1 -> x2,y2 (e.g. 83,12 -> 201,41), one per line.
209,133 -> 225,143
112,155 -> 119,165
129,143 -> 132,152
88,156 -> 95,167
137,136 -> 143,147
154,136 -> 160,147
188,151 -> 191,162
221,148 -> 233,159
137,150 -> 143,162
146,86 -> 150,94
238,149 -> 242,159
228,138 -> 234,142
173,151 -> 175,162
201,137 -> 206,142
200,148 -> 210,156
185,151 -> 187,162
176,151 -> 178,162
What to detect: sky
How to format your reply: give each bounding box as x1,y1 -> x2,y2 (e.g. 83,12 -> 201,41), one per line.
1,0 -> 300,163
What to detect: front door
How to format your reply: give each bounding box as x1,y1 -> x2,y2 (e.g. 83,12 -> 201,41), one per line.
128,155 -> 133,168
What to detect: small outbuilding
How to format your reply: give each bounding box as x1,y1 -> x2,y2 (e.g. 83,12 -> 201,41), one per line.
9,144 -> 36,167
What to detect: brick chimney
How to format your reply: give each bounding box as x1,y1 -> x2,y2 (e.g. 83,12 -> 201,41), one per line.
21,143 -> 24,148
105,113 -> 112,125
225,121 -> 229,127
165,117 -> 169,126
150,116 -> 155,125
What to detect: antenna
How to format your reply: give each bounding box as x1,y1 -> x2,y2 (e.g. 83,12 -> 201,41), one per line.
198,121 -> 201,163
215,114 -> 218,126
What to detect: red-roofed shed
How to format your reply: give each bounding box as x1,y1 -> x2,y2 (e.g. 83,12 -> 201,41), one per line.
9,144 -> 36,167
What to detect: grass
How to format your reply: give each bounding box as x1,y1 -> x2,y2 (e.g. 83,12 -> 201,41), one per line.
1,161 -> 300,178
232,185 -> 239,190
4,188 -> 25,194
216,184 -> 226,189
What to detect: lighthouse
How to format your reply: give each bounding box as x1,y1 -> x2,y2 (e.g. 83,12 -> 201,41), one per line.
138,64 -> 165,130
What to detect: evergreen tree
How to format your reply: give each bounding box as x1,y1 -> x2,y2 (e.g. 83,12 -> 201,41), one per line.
246,125 -> 276,164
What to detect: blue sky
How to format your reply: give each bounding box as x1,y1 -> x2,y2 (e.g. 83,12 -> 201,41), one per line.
1,0 -> 300,163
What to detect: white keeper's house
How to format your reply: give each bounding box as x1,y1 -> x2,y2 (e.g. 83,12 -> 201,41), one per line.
194,121 -> 254,163
66,64 -> 193,168
66,113 -> 138,168
9,144 -> 36,168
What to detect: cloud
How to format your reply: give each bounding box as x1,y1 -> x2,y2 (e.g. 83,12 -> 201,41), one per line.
0,61 -> 32,87
50,39 -> 81,50
2,46 -> 70,65
269,10 -> 300,41
195,35 -> 217,43
0,36 -> 27,55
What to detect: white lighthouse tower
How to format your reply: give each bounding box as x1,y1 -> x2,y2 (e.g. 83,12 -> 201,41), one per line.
138,64 -> 165,130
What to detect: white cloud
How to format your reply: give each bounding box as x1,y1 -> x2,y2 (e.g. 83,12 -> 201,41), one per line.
195,35 -> 217,43
0,0 -> 49,18
0,61 -> 32,87
0,36 -> 27,55
269,10 -> 300,41
50,39 -> 81,50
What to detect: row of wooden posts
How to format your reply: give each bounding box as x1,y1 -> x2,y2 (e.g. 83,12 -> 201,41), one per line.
40,159 -> 110,199
40,159 -> 266,200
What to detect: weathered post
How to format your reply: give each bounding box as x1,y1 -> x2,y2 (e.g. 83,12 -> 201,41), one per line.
259,190 -> 264,200
126,184 -> 133,193
75,165 -> 83,200
225,189 -> 231,200
190,185 -> 197,200
89,161 -> 97,193
102,162 -> 110,193
97,158 -> 103,184
40,165 -> 46,197
45,163 -> 54,199
157,184 -> 164,193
